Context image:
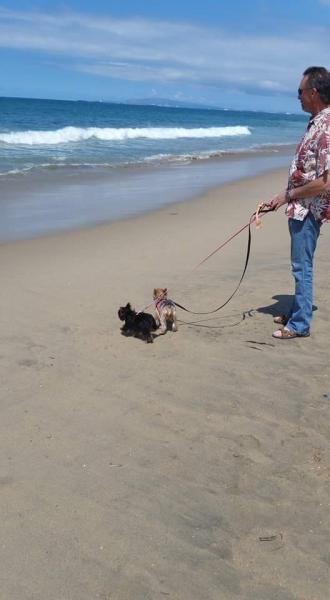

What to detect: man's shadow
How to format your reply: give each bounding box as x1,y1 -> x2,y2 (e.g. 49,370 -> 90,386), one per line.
257,294 -> 318,317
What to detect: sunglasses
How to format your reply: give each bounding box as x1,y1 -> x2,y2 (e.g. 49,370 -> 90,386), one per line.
298,86 -> 314,97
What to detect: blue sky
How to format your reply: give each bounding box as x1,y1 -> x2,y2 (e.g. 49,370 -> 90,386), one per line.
0,1 -> 329,112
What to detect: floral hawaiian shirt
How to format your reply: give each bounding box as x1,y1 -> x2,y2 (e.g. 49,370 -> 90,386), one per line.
286,106 -> 330,223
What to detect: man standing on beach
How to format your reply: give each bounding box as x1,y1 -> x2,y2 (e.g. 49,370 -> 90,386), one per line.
262,66 -> 330,339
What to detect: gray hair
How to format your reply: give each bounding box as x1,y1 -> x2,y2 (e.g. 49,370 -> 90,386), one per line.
303,66 -> 330,104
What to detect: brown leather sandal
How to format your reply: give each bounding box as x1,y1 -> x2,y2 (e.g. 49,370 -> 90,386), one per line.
272,328 -> 310,339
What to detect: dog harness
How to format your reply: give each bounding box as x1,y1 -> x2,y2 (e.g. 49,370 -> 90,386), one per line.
155,298 -> 175,320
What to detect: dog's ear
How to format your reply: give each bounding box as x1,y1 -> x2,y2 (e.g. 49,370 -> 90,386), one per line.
153,289 -> 157,298
163,288 -> 167,295
126,302 -> 131,309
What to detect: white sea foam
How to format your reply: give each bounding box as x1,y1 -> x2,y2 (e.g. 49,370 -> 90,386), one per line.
0,125 -> 251,145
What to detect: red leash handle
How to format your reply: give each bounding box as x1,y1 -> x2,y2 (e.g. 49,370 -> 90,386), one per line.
173,206 -> 275,315
193,221 -> 250,270
193,206 -> 273,270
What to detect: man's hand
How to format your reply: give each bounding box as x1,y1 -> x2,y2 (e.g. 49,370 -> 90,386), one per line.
269,190 -> 288,211
259,190 -> 287,213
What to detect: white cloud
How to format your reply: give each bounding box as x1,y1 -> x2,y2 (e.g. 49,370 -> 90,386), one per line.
0,7 -> 329,97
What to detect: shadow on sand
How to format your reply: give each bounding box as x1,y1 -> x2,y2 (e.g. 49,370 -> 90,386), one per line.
256,294 -> 318,318
176,294 -> 318,332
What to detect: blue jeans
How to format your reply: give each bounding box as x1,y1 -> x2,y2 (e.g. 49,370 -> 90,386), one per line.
286,213 -> 320,335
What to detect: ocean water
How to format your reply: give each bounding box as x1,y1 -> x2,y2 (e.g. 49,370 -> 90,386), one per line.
0,97 -> 306,176
0,97 -> 306,241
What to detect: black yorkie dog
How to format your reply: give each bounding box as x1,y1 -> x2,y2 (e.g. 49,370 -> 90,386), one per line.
118,303 -> 158,343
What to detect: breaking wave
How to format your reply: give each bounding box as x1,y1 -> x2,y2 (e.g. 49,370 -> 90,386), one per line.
0,125 -> 251,145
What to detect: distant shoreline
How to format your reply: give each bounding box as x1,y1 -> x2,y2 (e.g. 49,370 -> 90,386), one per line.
0,95 -> 304,116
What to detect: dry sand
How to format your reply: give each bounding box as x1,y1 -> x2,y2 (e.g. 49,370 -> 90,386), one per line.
1,168 -> 330,600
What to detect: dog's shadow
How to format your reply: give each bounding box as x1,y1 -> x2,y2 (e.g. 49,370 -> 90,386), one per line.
120,329 -> 158,343
121,327 -> 170,344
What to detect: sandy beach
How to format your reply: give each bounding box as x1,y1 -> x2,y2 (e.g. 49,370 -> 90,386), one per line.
1,167 -> 330,600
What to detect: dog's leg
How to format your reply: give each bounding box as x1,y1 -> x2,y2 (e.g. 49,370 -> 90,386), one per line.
172,313 -> 178,332
140,327 -> 154,343
158,313 -> 167,334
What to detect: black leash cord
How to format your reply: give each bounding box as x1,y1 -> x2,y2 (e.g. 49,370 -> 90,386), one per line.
173,206 -> 275,316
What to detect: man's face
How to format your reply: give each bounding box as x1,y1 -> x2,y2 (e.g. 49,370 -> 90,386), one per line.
298,75 -> 317,114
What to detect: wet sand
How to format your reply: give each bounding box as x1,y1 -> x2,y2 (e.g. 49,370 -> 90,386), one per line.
1,168 -> 330,600
0,148 -> 293,241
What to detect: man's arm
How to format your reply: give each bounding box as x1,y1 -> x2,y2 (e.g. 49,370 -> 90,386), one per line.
290,170 -> 329,200
262,170 -> 329,211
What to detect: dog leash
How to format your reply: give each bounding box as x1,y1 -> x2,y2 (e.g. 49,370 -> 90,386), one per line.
172,205 -> 275,315
137,295 -> 166,315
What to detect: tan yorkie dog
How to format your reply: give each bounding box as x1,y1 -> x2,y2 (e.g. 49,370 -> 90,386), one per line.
153,288 -> 178,334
